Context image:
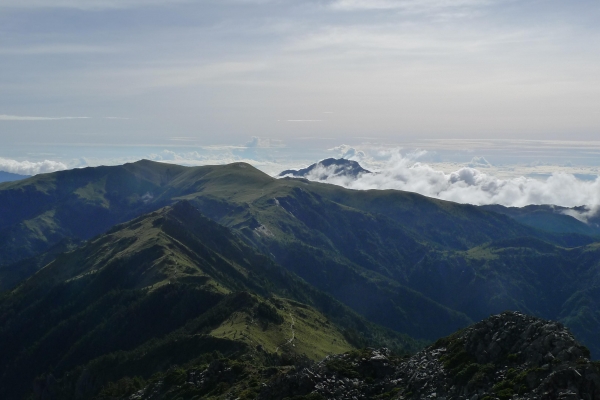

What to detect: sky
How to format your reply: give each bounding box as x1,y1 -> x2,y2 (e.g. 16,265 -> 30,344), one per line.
1,0 -> 600,207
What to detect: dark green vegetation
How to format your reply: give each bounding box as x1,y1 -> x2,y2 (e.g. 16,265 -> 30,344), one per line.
1,160 -> 600,397
0,201 -> 415,399
0,237 -> 80,292
482,204 -> 600,237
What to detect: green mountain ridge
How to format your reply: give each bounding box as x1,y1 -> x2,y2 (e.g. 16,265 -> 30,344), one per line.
1,160 -> 600,367
481,204 -> 600,237
0,201 -> 417,399
0,160 -> 591,267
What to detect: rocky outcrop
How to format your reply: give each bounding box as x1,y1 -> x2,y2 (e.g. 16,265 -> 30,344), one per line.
278,158 -> 370,180
259,312 -> 600,399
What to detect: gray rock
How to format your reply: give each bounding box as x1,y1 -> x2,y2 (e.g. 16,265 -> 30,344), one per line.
259,312 -> 600,400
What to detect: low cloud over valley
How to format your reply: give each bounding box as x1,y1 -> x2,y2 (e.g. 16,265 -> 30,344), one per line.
294,148 -> 600,216
0,158 -> 67,176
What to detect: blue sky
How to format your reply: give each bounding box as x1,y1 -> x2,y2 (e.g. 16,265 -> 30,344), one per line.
1,0 -> 600,177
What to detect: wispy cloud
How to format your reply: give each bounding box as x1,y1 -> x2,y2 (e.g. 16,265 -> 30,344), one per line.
0,157 -> 67,175
1,0 -> 598,152
94,61 -> 268,92
0,115 -> 89,121
0,0 -> 192,10
330,0 -> 494,14
0,45 -> 116,55
291,25 -> 536,56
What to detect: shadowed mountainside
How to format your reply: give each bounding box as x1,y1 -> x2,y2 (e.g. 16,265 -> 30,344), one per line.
86,312 -> 600,400
1,160 -> 600,357
482,204 -> 600,237
0,201 -> 416,399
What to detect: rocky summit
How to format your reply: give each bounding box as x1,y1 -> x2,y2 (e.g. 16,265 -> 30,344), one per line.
278,158 -> 371,179
260,312 -> 600,400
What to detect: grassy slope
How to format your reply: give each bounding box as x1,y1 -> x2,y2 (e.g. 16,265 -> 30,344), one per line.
0,201 -> 417,399
481,204 -> 600,237
0,160 -> 583,266
0,161 -> 188,265
400,237 -> 600,357
0,160 -> 599,350
209,296 -> 353,360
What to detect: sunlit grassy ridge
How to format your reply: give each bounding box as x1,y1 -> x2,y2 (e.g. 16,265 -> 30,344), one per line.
0,201 -> 417,399
1,159 -> 600,388
210,296 -> 353,359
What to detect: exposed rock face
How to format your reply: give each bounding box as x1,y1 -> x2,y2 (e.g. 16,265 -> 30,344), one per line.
278,158 -> 370,180
259,312 -> 600,400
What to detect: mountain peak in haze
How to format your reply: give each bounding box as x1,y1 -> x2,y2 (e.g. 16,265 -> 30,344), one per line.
0,171 -> 30,183
278,158 -> 370,180
467,156 -> 492,168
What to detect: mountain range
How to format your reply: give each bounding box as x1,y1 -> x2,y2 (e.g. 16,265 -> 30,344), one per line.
1,159 -> 600,398
0,201 -> 417,399
481,203 -> 600,236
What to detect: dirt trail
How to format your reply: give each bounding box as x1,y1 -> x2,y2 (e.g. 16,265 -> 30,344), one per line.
275,312 -> 295,352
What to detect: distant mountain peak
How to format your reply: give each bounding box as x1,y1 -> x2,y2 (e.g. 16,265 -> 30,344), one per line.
467,156 -> 492,168
278,158 -> 371,180
0,171 -> 30,183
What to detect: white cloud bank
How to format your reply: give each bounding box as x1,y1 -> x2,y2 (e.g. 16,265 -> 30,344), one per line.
0,158 -> 68,175
299,149 -> 600,211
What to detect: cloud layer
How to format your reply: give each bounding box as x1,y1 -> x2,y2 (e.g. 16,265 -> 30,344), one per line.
299,150 -> 600,210
3,0 -> 600,147
0,158 -> 68,175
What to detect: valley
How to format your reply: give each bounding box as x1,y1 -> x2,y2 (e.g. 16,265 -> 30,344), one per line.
0,160 -> 599,398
